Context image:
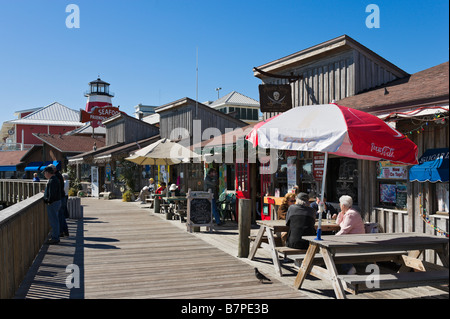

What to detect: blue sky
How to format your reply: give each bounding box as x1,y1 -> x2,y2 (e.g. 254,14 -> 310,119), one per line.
0,0 -> 448,126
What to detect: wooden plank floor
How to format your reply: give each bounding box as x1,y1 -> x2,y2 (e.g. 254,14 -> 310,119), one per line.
15,198 -> 307,299
14,198 -> 448,299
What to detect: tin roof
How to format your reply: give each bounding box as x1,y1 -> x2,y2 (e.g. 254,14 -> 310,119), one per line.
7,102 -> 83,126
208,91 -> 259,108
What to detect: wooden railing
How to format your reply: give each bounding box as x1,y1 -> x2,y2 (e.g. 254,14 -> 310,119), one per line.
0,193 -> 48,299
368,206 -> 449,266
1,179 -> 47,206
367,207 -> 409,233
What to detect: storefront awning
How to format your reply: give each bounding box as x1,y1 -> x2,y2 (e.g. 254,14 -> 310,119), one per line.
24,160 -> 61,172
0,165 -> 16,172
409,148 -> 449,182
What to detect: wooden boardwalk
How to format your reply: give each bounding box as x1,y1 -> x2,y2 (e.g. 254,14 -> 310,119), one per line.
14,198 -> 448,299
14,198 -> 307,299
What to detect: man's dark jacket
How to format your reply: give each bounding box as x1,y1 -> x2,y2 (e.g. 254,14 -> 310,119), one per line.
285,204 -> 316,249
44,175 -> 62,204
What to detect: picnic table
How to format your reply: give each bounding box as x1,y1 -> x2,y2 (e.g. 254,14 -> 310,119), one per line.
294,232 -> 449,299
249,219 -> 341,276
162,196 -> 187,220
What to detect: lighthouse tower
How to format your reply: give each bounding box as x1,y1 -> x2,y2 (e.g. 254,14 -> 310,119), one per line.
85,77 -> 114,127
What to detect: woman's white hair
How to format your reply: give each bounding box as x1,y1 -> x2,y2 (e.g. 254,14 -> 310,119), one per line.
339,195 -> 353,208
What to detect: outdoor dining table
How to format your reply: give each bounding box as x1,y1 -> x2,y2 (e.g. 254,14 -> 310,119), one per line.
151,193 -> 166,214
162,196 -> 187,218
249,219 -> 341,276
294,232 -> 449,299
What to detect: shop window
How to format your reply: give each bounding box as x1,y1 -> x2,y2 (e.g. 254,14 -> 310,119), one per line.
327,158 -> 358,203
299,159 -> 316,195
253,109 -> 258,120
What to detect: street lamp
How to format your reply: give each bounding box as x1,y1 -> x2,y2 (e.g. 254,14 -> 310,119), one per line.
215,87 -> 222,99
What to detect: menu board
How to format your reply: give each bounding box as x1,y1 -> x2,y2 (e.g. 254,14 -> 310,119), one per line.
396,182 -> 407,209
186,189 -> 213,232
379,182 -> 407,209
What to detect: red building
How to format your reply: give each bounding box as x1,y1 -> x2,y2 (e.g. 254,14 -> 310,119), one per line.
4,102 -> 83,147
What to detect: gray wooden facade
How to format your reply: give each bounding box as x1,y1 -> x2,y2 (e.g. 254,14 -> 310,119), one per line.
156,97 -> 247,146
103,113 -> 160,146
255,35 -> 408,119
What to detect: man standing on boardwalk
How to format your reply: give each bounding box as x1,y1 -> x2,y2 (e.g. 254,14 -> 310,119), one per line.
43,166 -> 62,244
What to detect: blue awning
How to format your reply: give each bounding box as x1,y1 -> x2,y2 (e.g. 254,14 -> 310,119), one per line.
409,148 -> 449,182
24,160 -> 61,172
0,165 -> 17,172
24,162 -> 44,172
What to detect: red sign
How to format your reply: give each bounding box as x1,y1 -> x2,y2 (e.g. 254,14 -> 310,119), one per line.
80,106 -> 125,126
313,152 -> 325,181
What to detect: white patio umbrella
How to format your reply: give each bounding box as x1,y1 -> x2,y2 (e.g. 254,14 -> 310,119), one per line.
246,103 -> 418,239
125,138 -> 200,166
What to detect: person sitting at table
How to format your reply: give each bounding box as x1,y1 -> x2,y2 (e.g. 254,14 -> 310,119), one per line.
277,192 -> 297,245
335,195 -> 365,235
169,184 -> 181,196
285,192 -> 316,249
135,178 -> 156,204
155,182 -> 167,194
335,195 -> 365,275
277,192 -> 296,220
310,193 -> 337,220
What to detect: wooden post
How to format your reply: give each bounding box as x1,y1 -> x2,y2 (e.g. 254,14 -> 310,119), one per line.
238,198 -> 251,258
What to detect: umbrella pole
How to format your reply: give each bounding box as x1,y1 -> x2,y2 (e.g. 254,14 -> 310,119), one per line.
315,152 -> 328,241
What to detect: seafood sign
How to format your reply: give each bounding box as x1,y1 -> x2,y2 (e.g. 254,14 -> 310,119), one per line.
80,106 -> 125,124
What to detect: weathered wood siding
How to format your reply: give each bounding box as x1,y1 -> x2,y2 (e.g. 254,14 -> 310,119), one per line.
158,102 -> 247,145
263,50 -> 399,119
105,115 -> 159,146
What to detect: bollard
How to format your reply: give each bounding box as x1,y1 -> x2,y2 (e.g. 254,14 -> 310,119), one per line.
238,198 -> 251,258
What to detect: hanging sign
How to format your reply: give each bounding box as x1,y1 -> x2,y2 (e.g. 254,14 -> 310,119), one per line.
313,152 -> 325,181
259,84 -> 292,113
80,106 -> 125,126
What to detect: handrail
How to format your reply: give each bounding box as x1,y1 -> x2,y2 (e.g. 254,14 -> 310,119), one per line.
0,193 -> 48,299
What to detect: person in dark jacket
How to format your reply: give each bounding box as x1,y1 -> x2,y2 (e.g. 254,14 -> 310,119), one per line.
310,193 -> 338,220
48,164 -> 69,238
285,192 -> 316,249
43,166 -> 62,244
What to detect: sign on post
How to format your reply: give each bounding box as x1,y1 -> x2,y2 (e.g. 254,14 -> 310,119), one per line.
313,152 -> 325,181
186,189 -> 213,233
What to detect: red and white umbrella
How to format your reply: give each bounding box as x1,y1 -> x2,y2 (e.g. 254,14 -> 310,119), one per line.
246,103 -> 418,239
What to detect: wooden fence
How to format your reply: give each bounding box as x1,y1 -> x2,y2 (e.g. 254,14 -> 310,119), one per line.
0,193 -> 48,299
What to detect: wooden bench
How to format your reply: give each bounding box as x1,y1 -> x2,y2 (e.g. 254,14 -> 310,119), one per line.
249,235 -> 269,244
294,251 -> 408,267
338,270 -> 449,295
275,247 -> 308,260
